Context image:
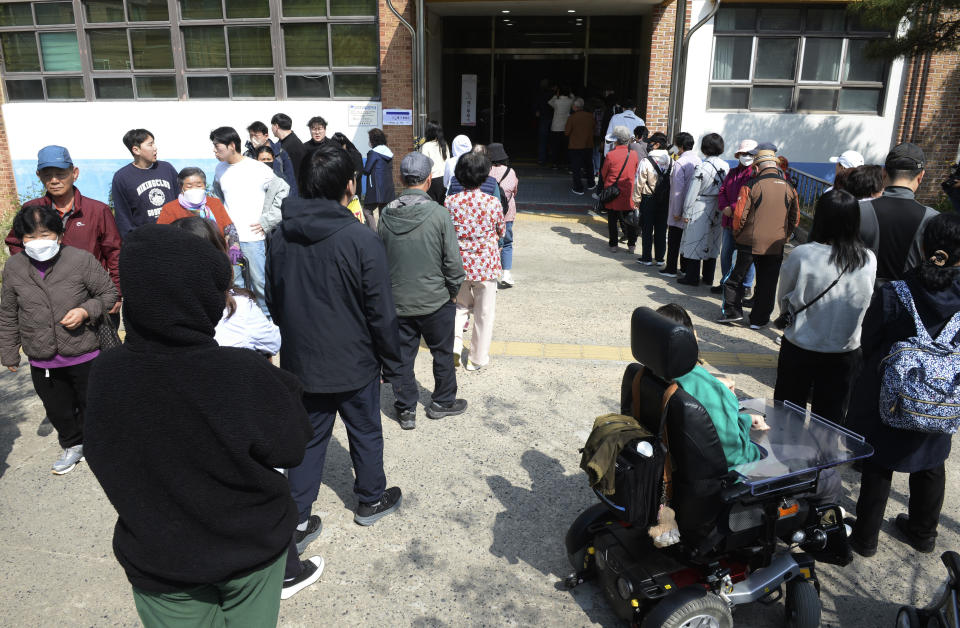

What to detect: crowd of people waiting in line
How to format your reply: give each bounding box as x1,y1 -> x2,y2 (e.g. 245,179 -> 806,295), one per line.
0,98 -> 958,625
0,111 -> 521,624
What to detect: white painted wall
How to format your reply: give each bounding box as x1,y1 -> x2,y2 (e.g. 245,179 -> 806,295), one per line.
678,0 -> 906,165
2,100 -> 381,161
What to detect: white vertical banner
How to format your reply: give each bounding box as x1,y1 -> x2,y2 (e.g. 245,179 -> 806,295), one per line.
460,74 -> 477,127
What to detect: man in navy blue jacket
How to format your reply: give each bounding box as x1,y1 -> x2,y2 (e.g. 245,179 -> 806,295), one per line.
266,143 -> 404,579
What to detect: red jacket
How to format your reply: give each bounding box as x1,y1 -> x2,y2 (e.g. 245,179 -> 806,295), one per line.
600,145 -> 638,212
6,188 -> 122,295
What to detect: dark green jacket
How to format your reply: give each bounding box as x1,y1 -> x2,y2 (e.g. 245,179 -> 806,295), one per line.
379,188 -> 465,317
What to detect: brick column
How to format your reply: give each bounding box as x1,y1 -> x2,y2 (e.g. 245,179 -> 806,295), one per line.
644,0 -> 690,134
895,38 -> 960,206
378,0 -> 416,183
0,78 -> 19,218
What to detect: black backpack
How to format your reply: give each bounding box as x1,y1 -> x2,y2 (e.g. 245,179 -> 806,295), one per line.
648,157 -> 671,208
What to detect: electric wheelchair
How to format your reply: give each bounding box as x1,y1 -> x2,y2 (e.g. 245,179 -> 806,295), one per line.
564,307 -> 874,627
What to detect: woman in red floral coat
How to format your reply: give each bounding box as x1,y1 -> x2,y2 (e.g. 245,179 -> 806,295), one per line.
445,150 -> 506,371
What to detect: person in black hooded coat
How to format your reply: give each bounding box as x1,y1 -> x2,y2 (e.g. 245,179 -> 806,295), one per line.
84,224 -> 317,624
849,213 -> 960,557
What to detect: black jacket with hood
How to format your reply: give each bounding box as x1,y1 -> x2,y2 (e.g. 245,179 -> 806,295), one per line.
379,188 -> 465,317
85,224 -> 312,592
266,196 -> 403,392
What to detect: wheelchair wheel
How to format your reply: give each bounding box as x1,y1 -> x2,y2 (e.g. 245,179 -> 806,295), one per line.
895,607 -> 920,628
641,589 -> 733,628
565,503 -> 609,571
785,579 -> 821,628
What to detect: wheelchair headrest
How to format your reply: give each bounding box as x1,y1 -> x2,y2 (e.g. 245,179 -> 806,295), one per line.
630,307 -> 699,380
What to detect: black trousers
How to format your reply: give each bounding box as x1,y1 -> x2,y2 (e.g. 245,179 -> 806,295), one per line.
30,361 -> 91,448
569,148 -> 595,193
853,460 -> 946,547
682,258 -> 717,285
721,247 -> 782,325
550,131 -> 567,166
664,226 -> 687,274
393,301 -> 457,412
288,377 -> 386,521
773,337 -> 862,424
638,197 -> 668,262
427,178 -> 446,205
607,211 -> 636,247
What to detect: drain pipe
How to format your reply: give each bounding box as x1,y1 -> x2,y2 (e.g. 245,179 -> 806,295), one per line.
385,0 -> 419,137
667,0 -> 721,138
666,0 -> 687,139
416,0 -> 427,138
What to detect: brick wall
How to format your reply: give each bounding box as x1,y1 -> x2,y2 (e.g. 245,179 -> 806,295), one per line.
643,0 -> 689,134
895,29 -> 960,206
378,0 -> 416,184
0,77 -> 18,216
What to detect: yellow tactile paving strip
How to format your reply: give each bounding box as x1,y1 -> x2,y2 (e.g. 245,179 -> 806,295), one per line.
437,341 -> 778,369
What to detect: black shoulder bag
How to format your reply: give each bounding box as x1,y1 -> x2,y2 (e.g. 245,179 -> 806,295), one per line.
774,269 -> 846,330
596,153 -> 629,210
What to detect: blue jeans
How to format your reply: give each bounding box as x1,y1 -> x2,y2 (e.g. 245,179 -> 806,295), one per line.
239,240 -> 270,318
500,221 -> 514,270
720,228 -> 755,288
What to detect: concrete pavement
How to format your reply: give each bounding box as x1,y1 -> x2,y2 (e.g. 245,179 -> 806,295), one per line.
0,209 -> 956,627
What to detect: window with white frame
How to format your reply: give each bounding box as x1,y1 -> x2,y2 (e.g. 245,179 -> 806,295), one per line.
0,0 -> 379,101
708,5 -> 890,114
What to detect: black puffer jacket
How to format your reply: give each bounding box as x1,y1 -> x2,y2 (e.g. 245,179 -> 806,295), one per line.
0,246 -> 117,366
85,225 -> 312,592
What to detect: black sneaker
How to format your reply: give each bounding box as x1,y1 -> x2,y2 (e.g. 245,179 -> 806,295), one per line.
717,312 -> 744,324
354,486 -> 402,526
742,297 -> 756,308
710,285 -> 723,294
294,515 -> 322,554
848,534 -> 877,558
893,513 -> 936,553
397,409 -> 416,430
281,556 -> 324,600
425,399 -> 468,420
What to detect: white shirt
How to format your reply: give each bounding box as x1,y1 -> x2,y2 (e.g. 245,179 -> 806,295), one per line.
214,157 -> 275,242
548,94 -> 575,132
421,141 -> 449,179
215,294 -> 282,354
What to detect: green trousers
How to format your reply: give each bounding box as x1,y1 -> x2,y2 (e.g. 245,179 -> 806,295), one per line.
132,551 -> 285,628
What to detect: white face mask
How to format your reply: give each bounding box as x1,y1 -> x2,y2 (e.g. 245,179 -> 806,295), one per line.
183,188 -> 206,205
24,239 -> 60,262
250,136 -> 266,148
739,155 -> 755,167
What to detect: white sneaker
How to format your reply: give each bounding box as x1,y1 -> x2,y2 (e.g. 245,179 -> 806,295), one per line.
52,444 -> 84,475
501,270 -> 515,286
281,556 -> 324,600
465,360 -> 483,371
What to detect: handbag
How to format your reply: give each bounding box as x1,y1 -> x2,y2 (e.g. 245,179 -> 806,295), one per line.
95,312 -> 122,350
774,269 -> 845,330
596,151 -> 630,209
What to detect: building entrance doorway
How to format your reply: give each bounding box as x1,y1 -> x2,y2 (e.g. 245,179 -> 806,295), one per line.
439,15 -> 644,161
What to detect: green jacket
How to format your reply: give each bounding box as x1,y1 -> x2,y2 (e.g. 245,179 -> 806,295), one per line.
675,365 -> 761,469
379,188 -> 465,317
580,413 -> 653,495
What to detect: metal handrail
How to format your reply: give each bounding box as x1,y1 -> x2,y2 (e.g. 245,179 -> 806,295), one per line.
788,167 -> 831,221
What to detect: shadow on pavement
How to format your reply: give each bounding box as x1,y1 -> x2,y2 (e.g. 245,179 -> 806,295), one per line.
0,369 -> 43,479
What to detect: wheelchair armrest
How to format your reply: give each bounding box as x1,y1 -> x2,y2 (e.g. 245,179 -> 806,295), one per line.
720,482 -> 751,504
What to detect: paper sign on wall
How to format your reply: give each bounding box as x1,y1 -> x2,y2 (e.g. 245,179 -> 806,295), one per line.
461,74 -> 477,127
383,109 -> 413,126
348,103 -> 379,127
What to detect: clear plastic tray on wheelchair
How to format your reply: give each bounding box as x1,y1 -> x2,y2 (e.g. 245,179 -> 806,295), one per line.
731,398 -> 874,497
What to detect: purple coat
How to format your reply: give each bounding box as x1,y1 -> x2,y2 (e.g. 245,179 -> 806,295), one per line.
718,164 -> 754,229
667,151 -> 701,228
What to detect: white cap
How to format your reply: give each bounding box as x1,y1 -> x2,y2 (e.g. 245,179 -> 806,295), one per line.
829,150 -> 865,169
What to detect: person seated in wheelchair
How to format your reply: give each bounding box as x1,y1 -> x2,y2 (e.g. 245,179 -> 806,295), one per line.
656,303 -> 842,506
655,304 -> 761,470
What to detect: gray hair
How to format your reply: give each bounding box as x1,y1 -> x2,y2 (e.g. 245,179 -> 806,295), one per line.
573,97 -> 585,109
177,166 -> 206,190
612,125 -> 631,145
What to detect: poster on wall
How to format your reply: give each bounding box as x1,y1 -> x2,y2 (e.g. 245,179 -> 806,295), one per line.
461,74 -> 477,127
348,103 -> 380,127
383,109 -> 413,126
